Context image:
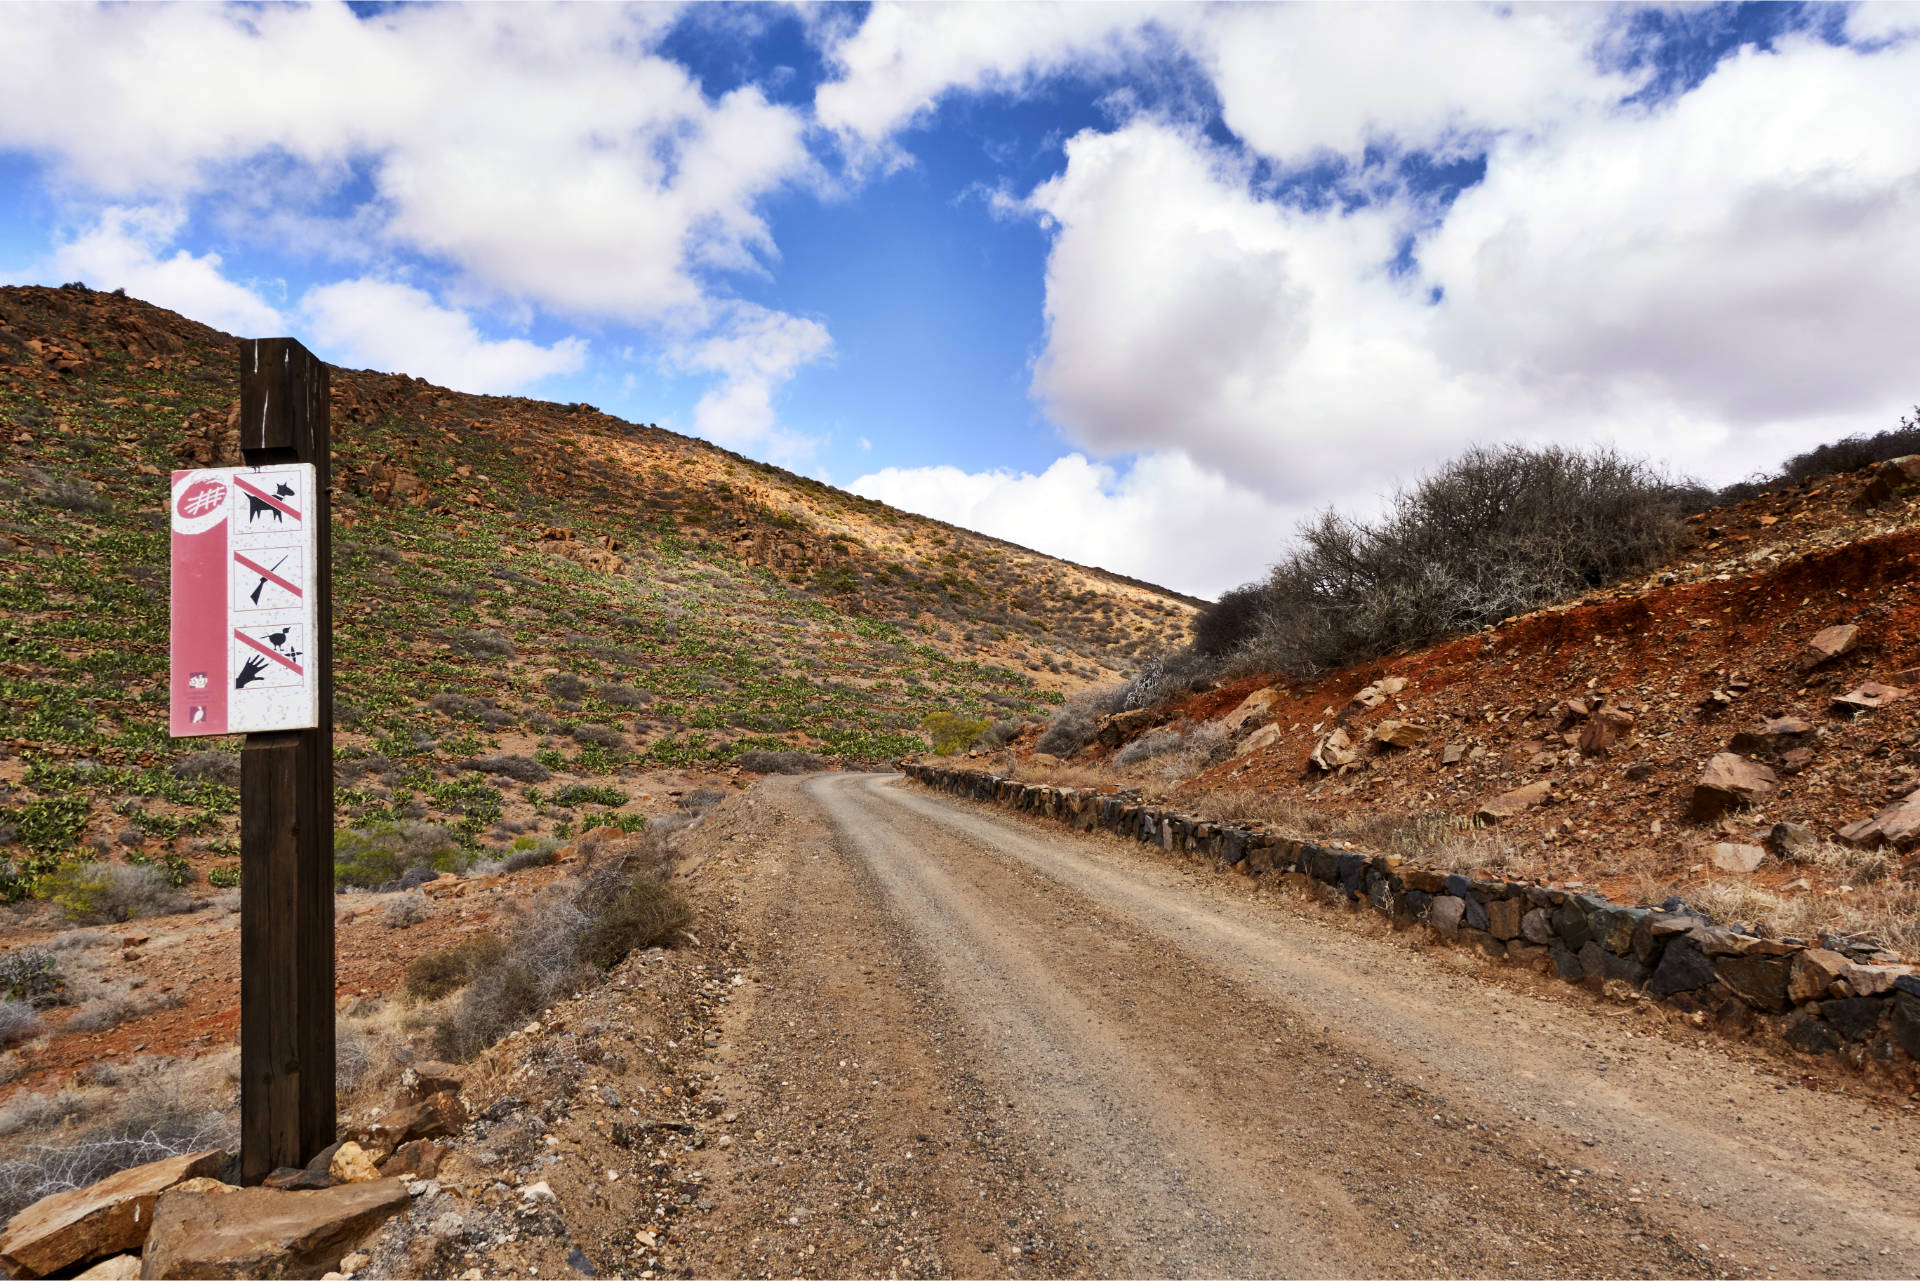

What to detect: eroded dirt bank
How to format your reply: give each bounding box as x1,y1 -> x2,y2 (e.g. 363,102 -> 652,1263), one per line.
373,773 -> 1920,1279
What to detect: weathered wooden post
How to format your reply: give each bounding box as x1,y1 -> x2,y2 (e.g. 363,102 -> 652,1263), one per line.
237,338 -> 334,1182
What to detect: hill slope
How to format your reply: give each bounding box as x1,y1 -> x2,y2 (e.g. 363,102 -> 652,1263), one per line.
0,283 -> 1198,889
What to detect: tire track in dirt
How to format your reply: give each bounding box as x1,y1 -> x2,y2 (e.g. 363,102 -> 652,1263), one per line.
853,772 -> 1920,1279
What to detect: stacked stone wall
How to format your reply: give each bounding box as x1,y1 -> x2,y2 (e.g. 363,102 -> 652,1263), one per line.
902,764 -> 1920,1077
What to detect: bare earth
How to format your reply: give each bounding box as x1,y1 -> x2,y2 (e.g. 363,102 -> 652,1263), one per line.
666,772 -> 1920,1280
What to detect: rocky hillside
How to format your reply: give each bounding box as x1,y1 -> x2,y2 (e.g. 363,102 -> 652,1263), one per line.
0,282 -> 1198,895
999,454 -> 1920,959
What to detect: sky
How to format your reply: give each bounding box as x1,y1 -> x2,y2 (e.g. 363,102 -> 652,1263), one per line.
3,1 -> 1918,599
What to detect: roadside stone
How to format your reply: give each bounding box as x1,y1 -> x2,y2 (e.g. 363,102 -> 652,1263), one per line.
1474,781 -> 1551,825
74,1256 -> 142,1280
1715,953 -> 1792,1013
1689,753 -> 1777,821
1842,963 -> 1914,996
0,1148 -> 224,1278
1803,624 -> 1859,667
142,1180 -> 411,1281
1707,842 -> 1767,873
1821,996 -> 1887,1041
1549,944 -> 1584,982
1550,900 -> 1594,950
1833,681 -> 1907,713
1894,990 -> 1920,1058
1647,937 -> 1716,996
1485,897 -> 1522,941
1429,895 -> 1465,935
1519,908 -> 1553,946
1788,949 -> 1851,1003
262,1167 -> 334,1192
1784,1009 -> 1840,1055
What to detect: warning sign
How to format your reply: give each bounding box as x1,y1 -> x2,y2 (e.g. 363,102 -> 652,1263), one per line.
169,464 -> 319,736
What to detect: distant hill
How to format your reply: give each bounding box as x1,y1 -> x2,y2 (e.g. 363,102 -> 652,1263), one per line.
0,282 -> 1197,885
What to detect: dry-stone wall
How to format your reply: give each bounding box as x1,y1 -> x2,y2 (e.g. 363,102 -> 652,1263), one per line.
903,764 -> 1920,1075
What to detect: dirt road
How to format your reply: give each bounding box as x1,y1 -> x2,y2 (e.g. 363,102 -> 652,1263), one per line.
681,773 -> 1920,1279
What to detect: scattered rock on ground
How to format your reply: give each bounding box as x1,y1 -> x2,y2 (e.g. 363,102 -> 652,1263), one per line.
142,1179 -> 412,1281
0,1148 -> 225,1279
1689,752 -> 1777,820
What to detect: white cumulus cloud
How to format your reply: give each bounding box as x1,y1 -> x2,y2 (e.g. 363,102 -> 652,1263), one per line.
300,279 -> 587,396
6,205 -> 287,336
670,303 -> 833,460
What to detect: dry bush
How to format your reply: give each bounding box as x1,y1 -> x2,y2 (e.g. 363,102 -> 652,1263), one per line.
1205,445 -> 1698,680
0,1071 -> 235,1221
45,863 -> 193,925
1115,722 -> 1231,780
1673,877 -> 1920,958
736,749 -> 824,775
382,893 -> 430,930
0,1001 -> 42,1049
66,985 -> 184,1033
1035,685 -> 1125,758
428,832 -> 689,1062
1718,408 -> 1920,502
1788,838 -> 1897,885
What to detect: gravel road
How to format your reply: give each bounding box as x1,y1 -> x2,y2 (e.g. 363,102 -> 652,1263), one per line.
682,772 -> 1920,1279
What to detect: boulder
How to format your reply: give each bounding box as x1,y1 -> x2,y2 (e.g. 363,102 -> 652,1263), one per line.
1707,842 -> 1767,874
366,1091 -> 464,1150
1767,821 -> 1817,858
1371,719 -> 1430,749
1842,963 -> 1914,997
140,1180 -> 411,1281
327,1143 -> 380,1185
380,1139 -> 446,1181
1221,688 -> 1279,733
1788,949 -> 1851,1003
1307,728 -> 1356,772
1351,676 -> 1406,709
1833,682 -> 1906,713
1233,723 -> 1283,757
1577,708 -> 1635,757
0,1149 -> 225,1278
1473,781 -> 1551,825
1836,789 -> 1920,850
1715,953 -> 1792,1013
1485,897 -> 1522,942
1856,454 -> 1920,507
1428,896 -> 1466,935
1095,706 -> 1169,749
399,1061 -> 464,1101
1802,624 -> 1859,667
1689,753 -> 1776,820
76,1256 -> 143,1280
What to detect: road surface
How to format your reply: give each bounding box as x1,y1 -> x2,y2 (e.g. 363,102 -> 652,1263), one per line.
683,772 -> 1920,1279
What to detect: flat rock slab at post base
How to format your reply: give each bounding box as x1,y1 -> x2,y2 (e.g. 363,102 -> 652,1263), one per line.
0,1149 -> 225,1278
139,1180 -> 410,1280
76,1256 -> 144,1280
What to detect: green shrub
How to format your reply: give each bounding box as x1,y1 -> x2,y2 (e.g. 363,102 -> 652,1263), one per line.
0,950 -> 64,1007
333,822 -> 465,889
553,784 -> 629,807
44,863 -> 190,923
920,711 -> 989,755
207,864 -> 241,888
579,812 -> 647,836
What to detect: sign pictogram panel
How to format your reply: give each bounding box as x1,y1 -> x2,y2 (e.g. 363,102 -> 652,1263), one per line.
170,464 -> 319,735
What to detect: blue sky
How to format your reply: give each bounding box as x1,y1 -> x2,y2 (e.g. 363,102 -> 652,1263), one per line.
3,2 -> 1918,596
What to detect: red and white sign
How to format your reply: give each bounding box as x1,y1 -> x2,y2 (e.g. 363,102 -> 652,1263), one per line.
170,464 -> 319,736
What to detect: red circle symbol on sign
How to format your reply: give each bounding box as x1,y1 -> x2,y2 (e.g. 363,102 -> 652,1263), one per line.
175,479 -> 227,521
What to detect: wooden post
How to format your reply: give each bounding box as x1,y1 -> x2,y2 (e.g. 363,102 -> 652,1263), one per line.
237,338 -> 334,1183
